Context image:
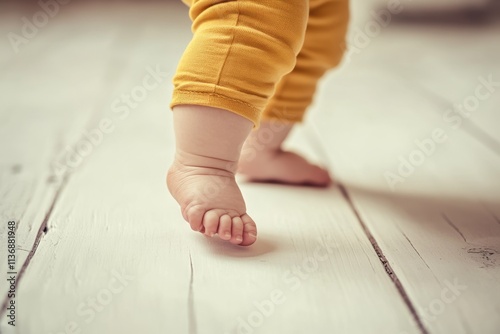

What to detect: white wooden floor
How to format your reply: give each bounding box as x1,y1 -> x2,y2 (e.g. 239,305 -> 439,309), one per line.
1,1 -> 499,334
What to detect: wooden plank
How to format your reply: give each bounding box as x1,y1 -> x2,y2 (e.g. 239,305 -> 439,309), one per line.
0,0 -> 178,314
347,24 -> 500,147
4,1 -> 497,334
308,64 -> 500,197
343,189 -> 500,334
1,3 -> 422,332
7,130 -> 192,333
307,24 -> 500,333
193,178 -> 419,333
5,121 -> 420,333
345,0 -> 500,146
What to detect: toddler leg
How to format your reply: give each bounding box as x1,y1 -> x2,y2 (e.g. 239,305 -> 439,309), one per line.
239,121 -> 332,186
168,0 -> 308,245
168,105 -> 255,245
239,0 -> 350,186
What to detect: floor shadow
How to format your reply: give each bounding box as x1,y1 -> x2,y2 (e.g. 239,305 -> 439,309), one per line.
197,234 -> 279,258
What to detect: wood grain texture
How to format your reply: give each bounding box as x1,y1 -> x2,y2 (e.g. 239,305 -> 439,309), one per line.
1,1 -> 499,333
0,3 -> 421,333
5,125 -> 419,333
0,8 -> 120,304
342,190 -> 500,334
306,20 -> 500,333
0,2 -> 419,327
0,0 -> 188,323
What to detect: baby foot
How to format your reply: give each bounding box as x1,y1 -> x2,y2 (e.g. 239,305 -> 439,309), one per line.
239,149 -> 331,186
167,105 -> 257,246
167,156 -> 257,246
238,121 -> 331,187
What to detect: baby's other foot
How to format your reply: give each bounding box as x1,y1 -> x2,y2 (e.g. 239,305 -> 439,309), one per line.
239,149 -> 331,186
238,121 -> 331,187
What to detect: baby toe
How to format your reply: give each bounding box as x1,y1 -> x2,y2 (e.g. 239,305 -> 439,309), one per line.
308,169 -> 332,187
240,214 -> 257,246
202,210 -> 220,237
230,216 -> 244,245
186,205 -> 205,232
217,214 -> 232,240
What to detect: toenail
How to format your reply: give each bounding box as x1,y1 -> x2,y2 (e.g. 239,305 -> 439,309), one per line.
249,232 -> 257,238
224,232 -> 231,238
236,236 -> 242,242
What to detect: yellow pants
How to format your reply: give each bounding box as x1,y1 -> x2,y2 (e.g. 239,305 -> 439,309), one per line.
171,0 -> 349,126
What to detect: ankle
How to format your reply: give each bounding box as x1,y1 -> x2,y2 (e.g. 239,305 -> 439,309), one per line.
173,149 -> 238,175
172,105 -> 253,163
240,142 -> 283,165
241,121 -> 293,159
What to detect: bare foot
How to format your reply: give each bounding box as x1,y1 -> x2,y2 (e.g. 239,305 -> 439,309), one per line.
167,105 -> 257,246
239,121 -> 331,187
239,149 -> 331,186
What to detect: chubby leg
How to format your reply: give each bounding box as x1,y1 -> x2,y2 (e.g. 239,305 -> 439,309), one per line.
262,0 -> 350,123
239,0 -> 349,186
171,0 -> 308,125
168,105 -> 257,245
168,1 -> 309,245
